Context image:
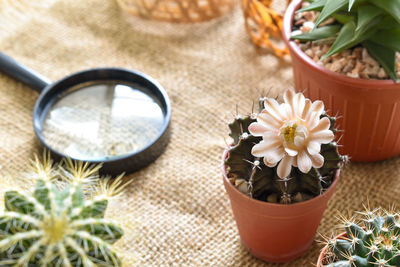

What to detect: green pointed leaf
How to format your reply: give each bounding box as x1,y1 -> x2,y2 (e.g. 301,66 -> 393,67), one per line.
315,0 -> 348,27
371,28 -> 400,51
364,41 -> 398,81
332,13 -> 355,24
297,0 -> 326,13
322,21 -> 356,59
368,0 -> 400,24
291,25 -> 341,41
322,16 -> 381,60
354,14 -> 381,41
348,0 -> 355,11
379,16 -> 400,29
356,5 -> 383,31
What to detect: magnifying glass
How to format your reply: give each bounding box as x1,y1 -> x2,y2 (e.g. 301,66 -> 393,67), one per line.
0,52 -> 171,175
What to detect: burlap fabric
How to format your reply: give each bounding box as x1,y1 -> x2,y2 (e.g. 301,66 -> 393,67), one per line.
1,0 -> 399,266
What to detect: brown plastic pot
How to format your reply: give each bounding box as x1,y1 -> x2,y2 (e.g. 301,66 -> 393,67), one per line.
283,0 -> 400,162
222,149 -> 339,263
316,232 -> 347,266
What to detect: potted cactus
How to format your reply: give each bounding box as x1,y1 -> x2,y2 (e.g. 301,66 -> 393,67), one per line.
223,90 -> 346,262
317,207 -> 400,266
283,0 -> 400,162
0,154 -> 129,266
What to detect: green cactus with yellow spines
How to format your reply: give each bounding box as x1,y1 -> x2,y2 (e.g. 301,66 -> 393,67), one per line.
323,207 -> 400,267
0,154 -> 129,267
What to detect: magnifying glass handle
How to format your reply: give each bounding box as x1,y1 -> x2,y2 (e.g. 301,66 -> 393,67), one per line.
0,52 -> 51,92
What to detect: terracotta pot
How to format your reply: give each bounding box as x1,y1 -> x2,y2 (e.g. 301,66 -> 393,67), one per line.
222,149 -> 339,263
283,0 -> 400,162
316,232 -> 347,266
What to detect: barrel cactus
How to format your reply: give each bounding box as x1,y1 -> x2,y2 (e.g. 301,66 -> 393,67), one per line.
225,90 -> 346,203
322,207 -> 400,266
0,154 -> 128,266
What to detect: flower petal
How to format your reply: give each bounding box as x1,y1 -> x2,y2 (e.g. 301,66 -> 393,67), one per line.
248,122 -> 270,136
294,92 -> 305,116
307,111 -> 320,130
262,131 -> 280,141
264,158 -> 278,168
251,139 -> 281,157
294,135 -> 306,148
292,156 -> 298,167
280,103 -> 292,120
285,147 -> 298,156
277,155 -> 294,178
297,150 -> 312,174
311,130 -> 334,144
301,99 -> 312,120
307,141 -> 321,155
264,98 -> 285,121
262,147 -> 285,166
309,152 -> 324,169
283,90 -> 295,115
311,117 -> 331,132
258,110 -> 281,128
309,100 -> 324,117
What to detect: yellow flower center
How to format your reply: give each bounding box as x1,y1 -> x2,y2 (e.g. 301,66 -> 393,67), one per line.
43,213 -> 69,244
281,124 -> 298,145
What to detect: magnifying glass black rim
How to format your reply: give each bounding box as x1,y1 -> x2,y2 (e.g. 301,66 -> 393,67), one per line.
33,68 -> 171,175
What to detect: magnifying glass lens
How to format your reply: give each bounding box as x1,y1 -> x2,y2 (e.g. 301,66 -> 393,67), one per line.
41,81 -> 166,161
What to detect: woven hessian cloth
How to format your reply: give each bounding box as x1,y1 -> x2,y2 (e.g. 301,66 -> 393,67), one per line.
1,0 -> 400,266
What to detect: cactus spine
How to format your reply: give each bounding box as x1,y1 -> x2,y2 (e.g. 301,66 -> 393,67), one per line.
225,98 -> 345,204
324,208 -> 400,267
0,154 -> 128,266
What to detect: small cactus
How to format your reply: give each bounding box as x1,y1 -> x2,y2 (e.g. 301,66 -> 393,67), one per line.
225,90 -> 346,204
323,207 -> 400,267
0,153 -> 129,266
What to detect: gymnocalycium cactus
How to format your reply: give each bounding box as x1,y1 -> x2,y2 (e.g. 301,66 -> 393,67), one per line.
225,90 -> 346,204
291,0 -> 400,81
0,153 -> 129,266
322,207 -> 400,266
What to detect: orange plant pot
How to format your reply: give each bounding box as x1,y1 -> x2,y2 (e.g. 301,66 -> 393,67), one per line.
222,149 -> 339,263
283,0 -> 400,162
316,232 -> 347,266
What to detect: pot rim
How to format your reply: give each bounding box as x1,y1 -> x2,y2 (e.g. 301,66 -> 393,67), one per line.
222,148 -> 340,209
282,0 -> 399,88
317,231 -> 347,267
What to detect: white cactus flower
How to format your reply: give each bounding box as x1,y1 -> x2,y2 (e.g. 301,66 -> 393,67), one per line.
248,90 -> 334,178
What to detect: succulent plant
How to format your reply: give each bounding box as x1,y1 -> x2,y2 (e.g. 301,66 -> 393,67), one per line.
225,90 -> 346,204
0,154 -> 129,266
323,207 -> 400,266
291,0 -> 400,81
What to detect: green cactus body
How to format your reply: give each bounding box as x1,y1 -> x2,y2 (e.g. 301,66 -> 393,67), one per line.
0,157 -> 125,267
225,102 -> 345,203
325,209 -> 400,267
